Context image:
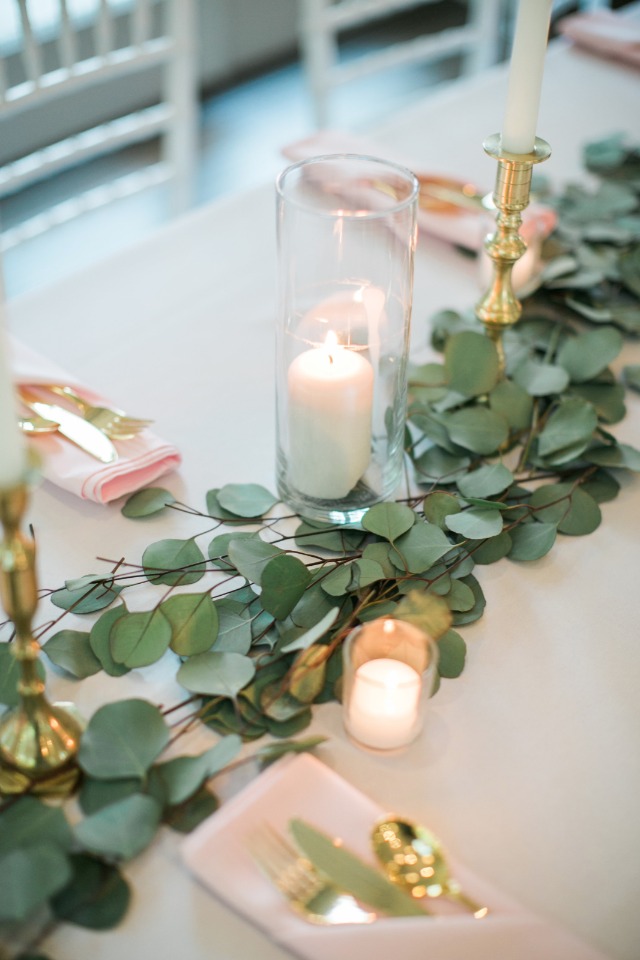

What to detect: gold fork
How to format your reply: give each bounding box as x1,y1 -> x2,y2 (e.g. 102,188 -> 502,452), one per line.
250,824 -> 376,926
25,384 -> 153,440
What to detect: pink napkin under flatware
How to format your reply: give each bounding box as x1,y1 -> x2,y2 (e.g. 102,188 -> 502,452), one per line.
10,336 -> 181,504
182,753 -> 611,960
282,131 -> 557,253
558,10 -> 640,70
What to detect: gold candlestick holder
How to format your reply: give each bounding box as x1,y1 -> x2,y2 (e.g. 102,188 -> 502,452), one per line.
475,133 -> 551,374
0,477 -> 83,797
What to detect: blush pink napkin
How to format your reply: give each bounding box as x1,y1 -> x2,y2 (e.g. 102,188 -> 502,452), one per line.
182,753 -> 611,960
11,336 -> 181,504
282,131 -> 557,252
558,10 -> 640,70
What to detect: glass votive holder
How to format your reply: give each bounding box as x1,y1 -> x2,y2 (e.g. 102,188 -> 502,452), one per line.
342,618 -> 438,751
275,154 -> 419,526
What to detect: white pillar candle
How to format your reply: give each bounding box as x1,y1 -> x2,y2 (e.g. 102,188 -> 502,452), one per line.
0,313 -> 25,489
501,0 -> 552,155
347,657 -> 421,750
288,332 -> 373,500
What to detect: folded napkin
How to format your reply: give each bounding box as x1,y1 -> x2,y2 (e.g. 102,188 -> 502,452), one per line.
11,336 -> 181,504
558,10 -> 640,70
282,131 -> 557,253
182,753 -> 610,960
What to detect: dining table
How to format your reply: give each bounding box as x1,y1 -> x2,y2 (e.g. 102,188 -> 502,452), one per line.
3,9 -> 640,960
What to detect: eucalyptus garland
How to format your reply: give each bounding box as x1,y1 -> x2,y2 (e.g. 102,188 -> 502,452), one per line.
1,134 -> 639,956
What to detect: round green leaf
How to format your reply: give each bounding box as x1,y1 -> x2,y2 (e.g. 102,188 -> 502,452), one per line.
622,365 -> 640,393
212,601 -> 254,653
530,483 -> 601,535
160,593 -> 219,656
89,603 -> 130,677
437,629 -> 467,679
513,360 -> 570,396
79,777 -> 142,815
444,579 -> 476,612
152,735 -> 242,806
444,331 -> 500,397
354,558 -> 386,588
228,538 -> 283,584
208,531 -> 256,570
467,531 -> 512,564
51,574 -> 122,614
177,651 -> 256,698
362,502 -> 416,540
556,326 -> 623,383
142,538 -> 206,586
279,607 -> 340,652
451,574 -> 486,626
74,794 -> 162,861
489,379 -> 533,430
571,382 -> 625,424
121,487 -> 175,518
414,447 -> 470,484
0,843 -> 71,922
446,508 -> 503,539
50,854 -> 131,929
217,483 -> 278,518
0,796 -> 73,858
391,521 -> 452,574
443,407 -> 509,455
582,469 -> 620,504
457,463 -> 514,499
110,608 -> 172,668
289,645 -> 328,704
320,562 -> 354,597
508,522 -> 557,560
423,491 -> 461,529
42,629 -> 102,679
537,397 -> 597,458
78,699 -> 170,779
586,442 -> 640,471
261,554 -> 312,620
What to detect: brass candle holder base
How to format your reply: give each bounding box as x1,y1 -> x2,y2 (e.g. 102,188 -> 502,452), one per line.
0,480 -> 84,798
475,133 -> 551,374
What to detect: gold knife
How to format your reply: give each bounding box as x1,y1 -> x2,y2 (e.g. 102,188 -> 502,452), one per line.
17,390 -> 118,464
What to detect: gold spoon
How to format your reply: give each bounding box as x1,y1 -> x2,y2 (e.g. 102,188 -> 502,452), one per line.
371,816 -> 489,918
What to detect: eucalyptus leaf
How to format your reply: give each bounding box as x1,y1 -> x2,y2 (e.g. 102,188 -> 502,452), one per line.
279,607 -> 340,652
51,574 -> 122,614
467,532 -> 513,564
78,777 -> 142,815
508,522 -> 557,561
443,407 -> 509,456
164,786 -> 220,833
208,531 -> 257,570
446,508 -> 503,539
289,644 -> 328,703
89,603 -> 130,677
622,365 -> 640,393
0,843 -> 72,922
361,501 -> 416,540
457,463 -> 514,499
213,600 -> 253,654
537,397 -> 598,457
142,538 -> 206,586
217,483 -> 278,518
50,854 -> 131,929
289,819 -> 426,918
78,699 -> 170,779
391,520 -> 452,574
320,563 -> 354,597
228,538 -> 283,584
571,382 -> 626,424
261,554 -> 312,619
161,592 -> 219,656
42,629 -> 102,679
451,575 -> 486,626
152,734 -> 242,805
513,360 -> 570,397
530,483 -> 601,535
74,794 -> 162,861
444,331 -> 500,397
437,629 -> 467,679
110,608 -> 172,668
121,487 -> 175,518
413,446 -> 471,484
556,327 -> 623,383
177,651 -> 255,698
257,735 -> 327,768
586,442 -> 640,471
422,490 -> 461,529
0,796 -> 73,858
444,579 -> 476,612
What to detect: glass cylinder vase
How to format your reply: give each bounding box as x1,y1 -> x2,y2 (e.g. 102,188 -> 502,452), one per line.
275,154 -> 418,525
342,618 -> 438,752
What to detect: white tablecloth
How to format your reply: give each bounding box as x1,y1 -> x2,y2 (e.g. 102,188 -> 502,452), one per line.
5,24 -> 640,960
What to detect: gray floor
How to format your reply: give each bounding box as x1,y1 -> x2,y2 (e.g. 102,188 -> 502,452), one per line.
0,7 -> 485,300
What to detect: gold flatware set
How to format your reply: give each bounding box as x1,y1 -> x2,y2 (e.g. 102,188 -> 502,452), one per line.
16,383 -> 152,462
251,816 -> 488,926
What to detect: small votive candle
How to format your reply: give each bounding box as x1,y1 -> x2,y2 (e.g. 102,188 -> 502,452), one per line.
342,618 -> 437,751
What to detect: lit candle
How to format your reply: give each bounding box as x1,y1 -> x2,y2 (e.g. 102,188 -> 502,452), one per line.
0,310 -> 25,489
288,332 -> 373,500
347,657 -> 422,750
501,0 -> 552,155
